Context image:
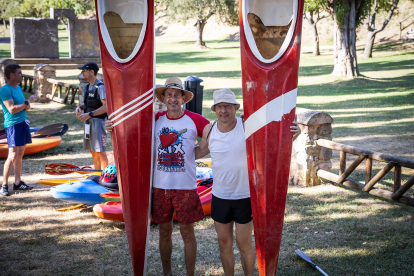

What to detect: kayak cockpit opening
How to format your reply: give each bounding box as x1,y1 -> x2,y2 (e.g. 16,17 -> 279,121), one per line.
97,0 -> 148,63
103,12 -> 143,59
243,0 -> 297,63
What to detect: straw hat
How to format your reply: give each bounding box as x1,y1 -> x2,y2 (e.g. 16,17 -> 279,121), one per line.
154,77 -> 194,104
211,88 -> 240,111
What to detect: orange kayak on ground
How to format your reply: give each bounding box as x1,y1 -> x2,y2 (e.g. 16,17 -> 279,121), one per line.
0,137 -> 61,159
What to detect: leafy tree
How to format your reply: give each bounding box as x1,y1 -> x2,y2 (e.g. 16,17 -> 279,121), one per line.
303,0 -> 331,55
19,0 -> 94,18
163,0 -> 238,46
19,0 -> 94,32
19,0 -> 47,17
363,0 -> 399,58
0,0 -> 21,30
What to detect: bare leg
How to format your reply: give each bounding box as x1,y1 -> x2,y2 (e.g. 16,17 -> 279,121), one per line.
235,221 -> 255,276
90,150 -> 108,170
214,221 -> 235,276
159,221 -> 173,276
13,145 -> 26,183
179,223 -> 197,276
98,151 -> 108,169
2,148 -> 15,185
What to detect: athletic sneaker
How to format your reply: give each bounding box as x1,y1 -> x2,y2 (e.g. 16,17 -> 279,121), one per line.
1,185 -> 9,196
13,181 -> 33,191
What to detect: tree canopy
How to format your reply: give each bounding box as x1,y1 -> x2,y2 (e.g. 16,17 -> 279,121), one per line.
162,0 -> 238,46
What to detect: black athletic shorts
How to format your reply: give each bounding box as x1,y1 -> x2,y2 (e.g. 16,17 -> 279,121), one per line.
211,195 -> 253,224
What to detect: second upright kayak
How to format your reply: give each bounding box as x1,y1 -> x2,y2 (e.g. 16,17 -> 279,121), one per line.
239,0 -> 304,274
95,0 -> 154,274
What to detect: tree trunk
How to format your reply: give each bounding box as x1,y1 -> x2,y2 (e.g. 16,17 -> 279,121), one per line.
332,0 -> 358,78
363,0 -> 399,58
364,31 -> 376,58
3,19 -> 7,30
195,19 -> 206,46
311,23 -> 320,56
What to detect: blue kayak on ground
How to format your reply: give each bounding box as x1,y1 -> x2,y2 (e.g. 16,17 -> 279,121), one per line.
51,180 -> 110,205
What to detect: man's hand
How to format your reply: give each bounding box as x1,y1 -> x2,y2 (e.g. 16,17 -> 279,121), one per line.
75,106 -> 82,117
291,115 -> 301,141
78,113 -> 91,122
28,94 -> 37,103
105,120 -> 114,132
25,103 -> 30,111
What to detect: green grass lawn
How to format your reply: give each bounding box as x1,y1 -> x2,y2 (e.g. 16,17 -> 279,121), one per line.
0,31 -> 413,275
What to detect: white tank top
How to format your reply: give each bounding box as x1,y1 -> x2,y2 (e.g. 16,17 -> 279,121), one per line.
208,118 -> 250,199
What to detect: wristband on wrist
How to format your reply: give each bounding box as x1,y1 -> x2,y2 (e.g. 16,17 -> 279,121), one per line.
24,100 -> 29,106
89,111 -> 94,117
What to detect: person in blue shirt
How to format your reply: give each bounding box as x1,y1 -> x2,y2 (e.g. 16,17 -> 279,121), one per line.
0,64 -> 37,196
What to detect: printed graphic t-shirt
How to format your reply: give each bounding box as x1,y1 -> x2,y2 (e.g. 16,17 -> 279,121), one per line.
153,110 -> 209,190
0,84 -> 27,128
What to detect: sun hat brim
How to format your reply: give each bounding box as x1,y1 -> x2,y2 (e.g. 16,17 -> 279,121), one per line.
155,86 -> 194,104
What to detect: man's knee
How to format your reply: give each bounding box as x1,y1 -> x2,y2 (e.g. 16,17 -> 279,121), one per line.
179,223 -> 195,242
159,223 -> 173,240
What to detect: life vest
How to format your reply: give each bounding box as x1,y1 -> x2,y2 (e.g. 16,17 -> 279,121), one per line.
84,82 -> 107,119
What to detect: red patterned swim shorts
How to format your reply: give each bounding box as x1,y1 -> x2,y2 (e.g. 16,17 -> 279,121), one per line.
152,188 -> 205,224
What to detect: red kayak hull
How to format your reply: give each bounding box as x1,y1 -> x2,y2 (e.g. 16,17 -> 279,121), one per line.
239,0 -> 304,274
95,1 -> 154,274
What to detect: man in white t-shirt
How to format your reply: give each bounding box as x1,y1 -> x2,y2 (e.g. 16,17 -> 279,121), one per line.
106,77 -> 209,276
196,88 -> 300,276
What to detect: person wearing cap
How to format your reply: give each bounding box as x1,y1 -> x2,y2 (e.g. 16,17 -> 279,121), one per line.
195,88 -> 300,276
106,77 -> 210,276
0,64 -> 37,196
75,62 -> 108,170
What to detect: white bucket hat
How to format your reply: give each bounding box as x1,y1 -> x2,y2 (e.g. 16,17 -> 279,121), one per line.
211,88 -> 240,111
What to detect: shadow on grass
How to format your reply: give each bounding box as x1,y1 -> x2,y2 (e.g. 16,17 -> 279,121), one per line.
277,187 -> 414,275
371,40 -> 414,52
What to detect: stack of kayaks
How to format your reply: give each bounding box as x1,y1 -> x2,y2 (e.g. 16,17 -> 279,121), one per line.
93,166 -> 214,223
0,137 -> 62,159
0,124 -> 68,159
93,180 -> 213,223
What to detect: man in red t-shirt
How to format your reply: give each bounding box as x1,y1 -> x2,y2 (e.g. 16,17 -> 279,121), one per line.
107,77 -> 209,276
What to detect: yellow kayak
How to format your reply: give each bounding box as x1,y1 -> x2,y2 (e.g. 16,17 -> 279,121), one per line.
196,158 -> 211,167
38,172 -> 101,186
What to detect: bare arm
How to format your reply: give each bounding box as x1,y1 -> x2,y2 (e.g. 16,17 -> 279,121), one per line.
195,124 -> 212,160
2,99 -> 26,114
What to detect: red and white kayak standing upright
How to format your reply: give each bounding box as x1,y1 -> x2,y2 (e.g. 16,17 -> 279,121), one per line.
95,0 -> 154,274
239,0 -> 304,274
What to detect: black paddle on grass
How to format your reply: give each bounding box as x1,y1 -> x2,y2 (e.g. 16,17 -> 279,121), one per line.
295,249 -> 329,276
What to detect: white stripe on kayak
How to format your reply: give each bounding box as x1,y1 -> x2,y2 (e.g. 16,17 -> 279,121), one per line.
244,88 -> 297,139
112,97 -> 153,127
108,88 -> 153,119
110,94 -> 153,122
